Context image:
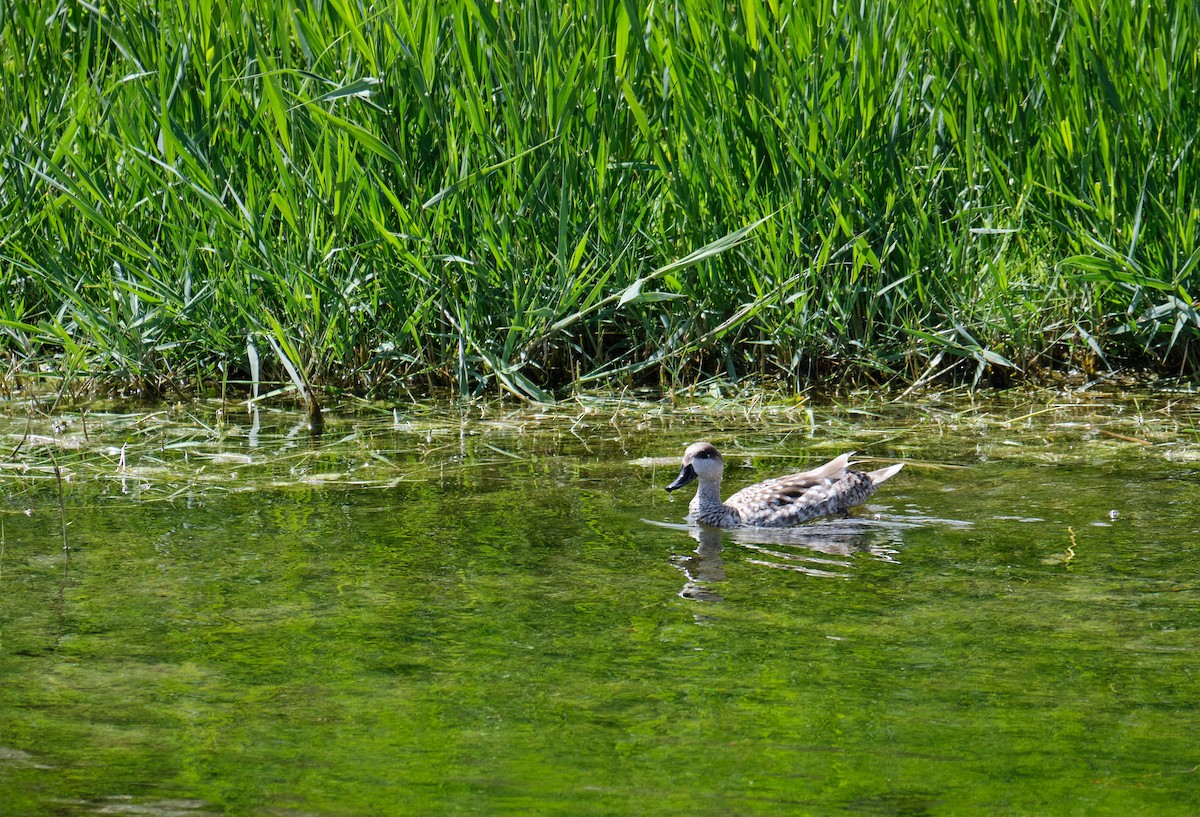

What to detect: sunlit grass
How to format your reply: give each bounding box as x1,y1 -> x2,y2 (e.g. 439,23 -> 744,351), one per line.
1,0 -> 1198,400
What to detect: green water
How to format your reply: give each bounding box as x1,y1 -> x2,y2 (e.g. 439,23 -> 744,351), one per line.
2,391 -> 1199,815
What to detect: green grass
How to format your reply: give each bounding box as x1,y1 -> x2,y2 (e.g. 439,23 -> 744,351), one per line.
1,0 -> 1198,401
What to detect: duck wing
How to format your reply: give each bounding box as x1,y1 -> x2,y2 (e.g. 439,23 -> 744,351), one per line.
724,453 -> 899,527
723,453 -> 853,511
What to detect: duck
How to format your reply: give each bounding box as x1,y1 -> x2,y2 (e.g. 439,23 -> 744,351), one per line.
665,442 -> 904,528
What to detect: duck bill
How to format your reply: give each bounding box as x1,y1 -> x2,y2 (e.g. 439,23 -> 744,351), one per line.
665,462 -> 697,492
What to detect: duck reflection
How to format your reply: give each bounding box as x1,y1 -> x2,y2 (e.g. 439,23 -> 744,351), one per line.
672,526 -> 727,602
655,516 -> 921,602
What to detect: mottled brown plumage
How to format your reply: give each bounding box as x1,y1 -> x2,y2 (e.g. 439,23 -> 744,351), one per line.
665,442 -> 903,528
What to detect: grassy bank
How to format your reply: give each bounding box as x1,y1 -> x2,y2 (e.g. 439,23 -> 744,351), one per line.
1,0 -> 1198,401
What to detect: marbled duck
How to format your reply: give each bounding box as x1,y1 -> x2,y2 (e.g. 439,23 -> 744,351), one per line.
665,442 -> 903,528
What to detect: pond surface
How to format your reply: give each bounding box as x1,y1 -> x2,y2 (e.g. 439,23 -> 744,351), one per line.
1,389 -> 1199,816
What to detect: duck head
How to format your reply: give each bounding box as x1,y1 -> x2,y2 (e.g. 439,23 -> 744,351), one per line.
665,442 -> 725,492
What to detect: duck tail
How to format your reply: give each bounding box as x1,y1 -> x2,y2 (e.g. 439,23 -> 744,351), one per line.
864,462 -> 904,486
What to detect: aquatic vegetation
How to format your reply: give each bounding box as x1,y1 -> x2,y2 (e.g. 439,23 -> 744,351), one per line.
1,387 -> 1196,508
1,0 -> 1198,398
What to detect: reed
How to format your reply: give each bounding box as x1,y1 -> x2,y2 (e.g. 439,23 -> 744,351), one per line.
1,0 -> 1197,400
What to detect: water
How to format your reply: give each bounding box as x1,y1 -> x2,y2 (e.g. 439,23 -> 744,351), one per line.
2,390 -> 1199,815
